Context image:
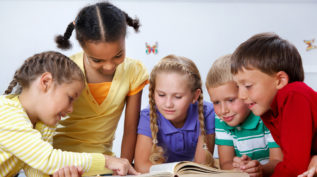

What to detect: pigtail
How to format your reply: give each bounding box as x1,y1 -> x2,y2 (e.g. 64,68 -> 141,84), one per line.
197,93 -> 214,167
55,22 -> 75,50
123,11 -> 140,32
149,79 -> 165,164
4,71 -> 19,94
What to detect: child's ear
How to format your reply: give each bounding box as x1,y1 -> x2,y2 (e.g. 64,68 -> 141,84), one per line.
39,72 -> 53,92
193,89 -> 202,103
275,71 -> 289,90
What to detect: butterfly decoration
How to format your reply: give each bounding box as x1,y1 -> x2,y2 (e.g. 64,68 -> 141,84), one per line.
146,42 -> 158,55
304,39 -> 317,51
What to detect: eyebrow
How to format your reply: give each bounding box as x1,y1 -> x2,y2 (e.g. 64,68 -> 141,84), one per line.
87,49 -> 124,61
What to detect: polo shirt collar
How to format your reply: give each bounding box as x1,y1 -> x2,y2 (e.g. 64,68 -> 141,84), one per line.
158,103 -> 198,135
221,112 -> 260,130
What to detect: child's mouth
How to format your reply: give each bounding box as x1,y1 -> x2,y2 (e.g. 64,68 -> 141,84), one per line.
248,103 -> 255,109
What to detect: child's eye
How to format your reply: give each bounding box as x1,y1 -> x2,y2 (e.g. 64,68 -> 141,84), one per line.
228,98 -> 235,102
213,101 -> 219,105
245,85 -> 252,89
92,59 -> 102,63
158,94 -> 165,97
175,96 -> 182,99
114,54 -> 122,59
68,96 -> 74,103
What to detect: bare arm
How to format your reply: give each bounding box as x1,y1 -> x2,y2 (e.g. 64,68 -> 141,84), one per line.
206,134 -> 215,155
262,147 -> 283,177
194,136 -> 210,164
121,91 -> 143,163
134,134 -> 154,173
218,145 -> 236,170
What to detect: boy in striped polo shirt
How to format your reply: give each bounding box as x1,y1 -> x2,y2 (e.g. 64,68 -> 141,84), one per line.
206,54 -> 283,177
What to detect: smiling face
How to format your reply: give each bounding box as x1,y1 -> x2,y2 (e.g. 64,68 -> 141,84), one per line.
208,81 -> 250,127
83,38 -> 125,82
154,72 -> 199,128
233,68 -> 281,116
38,80 -> 84,126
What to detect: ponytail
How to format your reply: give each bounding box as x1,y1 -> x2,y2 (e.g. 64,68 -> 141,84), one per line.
55,22 -> 75,49
123,12 -> 140,32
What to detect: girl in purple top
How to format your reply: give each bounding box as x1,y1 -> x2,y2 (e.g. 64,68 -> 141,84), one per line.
134,55 -> 216,173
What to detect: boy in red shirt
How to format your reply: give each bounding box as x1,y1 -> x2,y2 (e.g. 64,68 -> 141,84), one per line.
231,32 -> 317,177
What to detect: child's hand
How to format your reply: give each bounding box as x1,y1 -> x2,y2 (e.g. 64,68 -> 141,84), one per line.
298,155 -> 317,177
53,166 -> 83,177
233,155 -> 263,177
104,155 -> 140,176
232,154 -> 251,170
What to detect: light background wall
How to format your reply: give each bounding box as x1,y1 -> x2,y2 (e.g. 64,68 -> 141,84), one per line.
0,0 -> 316,158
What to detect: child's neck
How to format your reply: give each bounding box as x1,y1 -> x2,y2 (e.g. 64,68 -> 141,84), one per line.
19,90 -> 38,126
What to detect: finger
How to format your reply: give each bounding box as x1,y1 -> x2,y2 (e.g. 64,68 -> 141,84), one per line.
243,160 -> 260,170
298,170 -> 310,177
53,171 -> 59,177
307,167 -> 316,177
128,166 -> 140,175
58,168 -> 65,177
76,167 -> 83,175
69,166 -> 79,177
233,156 -> 242,162
64,166 -> 71,177
232,162 -> 240,168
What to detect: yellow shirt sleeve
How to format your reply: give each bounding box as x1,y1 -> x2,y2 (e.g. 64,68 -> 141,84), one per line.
0,95 -> 106,176
127,59 -> 149,96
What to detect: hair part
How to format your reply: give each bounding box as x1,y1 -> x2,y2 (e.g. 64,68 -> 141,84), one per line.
148,55 -> 213,165
5,51 -> 85,95
206,54 -> 233,89
55,1 -> 140,49
231,32 -> 304,83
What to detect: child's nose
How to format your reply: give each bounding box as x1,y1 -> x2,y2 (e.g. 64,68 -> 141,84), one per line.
165,97 -> 173,108
221,104 -> 229,115
103,62 -> 115,71
238,88 -> 248,100
66,105 -> 73,113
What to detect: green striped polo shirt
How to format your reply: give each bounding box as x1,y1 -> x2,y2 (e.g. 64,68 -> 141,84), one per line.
215,112 -> 279,164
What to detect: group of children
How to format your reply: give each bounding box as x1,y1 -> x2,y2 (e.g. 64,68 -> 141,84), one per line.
1,1 -> 317,177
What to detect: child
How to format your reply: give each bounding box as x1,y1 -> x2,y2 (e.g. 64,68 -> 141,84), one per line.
0,51 -> 138,177
231,32 -> 317,177
206,54 -> 282,177
53,1 -> 149,168
134,55 -> 215,173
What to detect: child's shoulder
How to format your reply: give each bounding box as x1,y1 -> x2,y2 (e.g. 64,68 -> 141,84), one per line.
279,82 -> 317,100
0,95 -> 21,109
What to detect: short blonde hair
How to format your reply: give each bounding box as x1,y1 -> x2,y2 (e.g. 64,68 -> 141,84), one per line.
206,54 -> 233,89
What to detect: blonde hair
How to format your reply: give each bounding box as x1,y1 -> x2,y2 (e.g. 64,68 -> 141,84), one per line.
149,54 -> 213,165
206,54 -> 233,89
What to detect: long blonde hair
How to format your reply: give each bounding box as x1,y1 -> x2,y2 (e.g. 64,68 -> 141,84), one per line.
149,55 -> 213,165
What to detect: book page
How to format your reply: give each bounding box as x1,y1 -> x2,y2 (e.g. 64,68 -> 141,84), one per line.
150,162 -> 179,173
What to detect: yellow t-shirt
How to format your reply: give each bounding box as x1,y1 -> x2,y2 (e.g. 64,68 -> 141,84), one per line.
0,95 -> 106,177
53,52 -> 148,155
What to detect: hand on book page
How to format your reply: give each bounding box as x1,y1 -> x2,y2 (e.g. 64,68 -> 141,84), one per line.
105,161 -> 249,177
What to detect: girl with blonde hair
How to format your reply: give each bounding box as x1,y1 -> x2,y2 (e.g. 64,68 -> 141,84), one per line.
134,55 -> 215,173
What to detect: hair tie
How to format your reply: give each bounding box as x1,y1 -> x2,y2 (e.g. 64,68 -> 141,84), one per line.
152,138 -> 158,144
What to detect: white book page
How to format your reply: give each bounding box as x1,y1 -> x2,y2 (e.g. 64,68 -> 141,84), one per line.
150,162 -> 179,173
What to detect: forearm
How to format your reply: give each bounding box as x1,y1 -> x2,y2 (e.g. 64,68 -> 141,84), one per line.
220,161 -> 234,170
262,160 -> 280,177
135,161 -> 153,173
121,132 -> 137,163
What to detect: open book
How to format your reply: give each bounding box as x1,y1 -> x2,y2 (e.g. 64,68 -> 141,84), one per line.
110,161 -> 249,177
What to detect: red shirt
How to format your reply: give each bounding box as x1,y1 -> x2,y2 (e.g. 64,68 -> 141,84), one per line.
261,82 -> 317,177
